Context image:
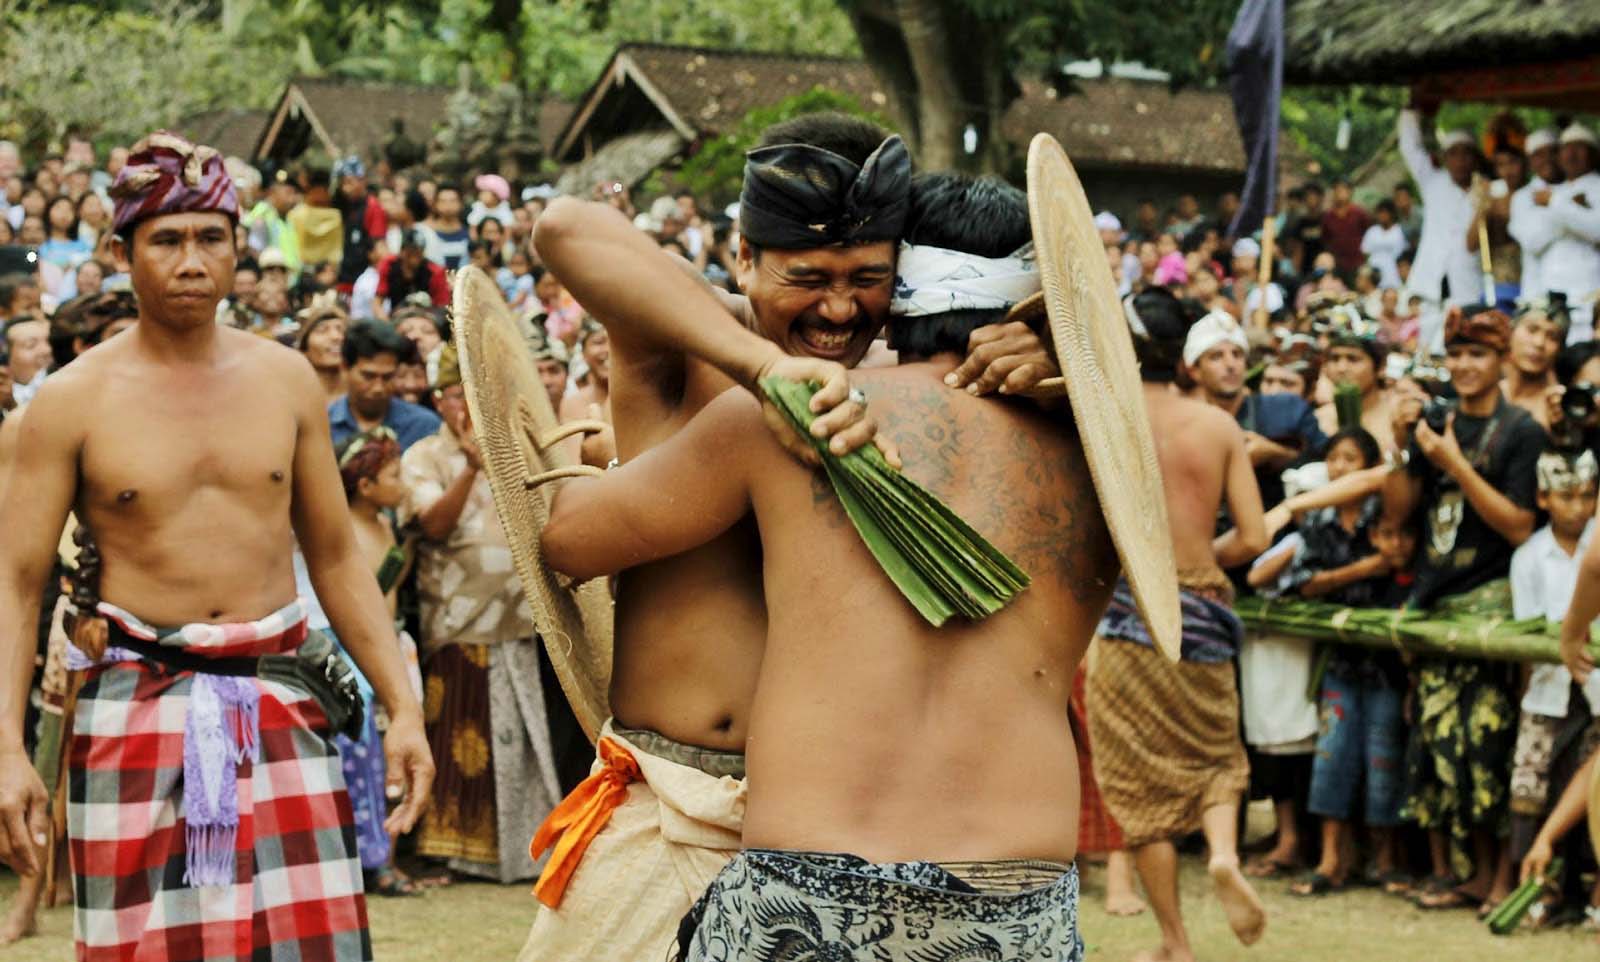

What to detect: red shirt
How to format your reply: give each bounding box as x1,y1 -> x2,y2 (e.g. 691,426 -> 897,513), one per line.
1321,204 -> 1372,274
376,255 -> 450,307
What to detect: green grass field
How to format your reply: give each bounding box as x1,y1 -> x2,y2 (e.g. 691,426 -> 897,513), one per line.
5,851 -> 1596,961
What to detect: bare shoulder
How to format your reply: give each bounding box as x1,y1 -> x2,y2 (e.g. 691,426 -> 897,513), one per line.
229,329 -> 322,400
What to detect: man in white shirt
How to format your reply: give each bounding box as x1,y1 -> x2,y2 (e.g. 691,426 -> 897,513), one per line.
1398,108 -> 1481,353
1509,128 -> 1562,304
1508,450 -> 1600,872
1534,124 -> 1600,343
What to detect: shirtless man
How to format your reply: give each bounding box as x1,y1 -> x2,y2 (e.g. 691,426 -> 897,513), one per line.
1315,326 -> 1399,451
1087,288 -> 1269,962
540,170 -> 1112,961
521,118 -> 1056,961
1501,303 -> 1563,428
0,134 -> 431,962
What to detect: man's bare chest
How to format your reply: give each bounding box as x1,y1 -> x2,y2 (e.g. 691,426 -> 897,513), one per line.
79,387 -> 298,514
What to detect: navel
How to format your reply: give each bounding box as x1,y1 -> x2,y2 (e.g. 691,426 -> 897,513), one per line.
210,610 -> 223,620
116,489 -> 137,504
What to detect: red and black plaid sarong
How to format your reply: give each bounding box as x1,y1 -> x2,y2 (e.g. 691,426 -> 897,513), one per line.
1069,663 -> 1124,853
68,600 -> 370,962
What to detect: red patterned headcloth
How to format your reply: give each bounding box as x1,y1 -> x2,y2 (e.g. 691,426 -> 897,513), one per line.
110,131 -> 239,237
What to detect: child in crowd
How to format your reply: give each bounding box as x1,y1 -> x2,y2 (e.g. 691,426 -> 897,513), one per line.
499,247 -> 536,312
1508,449 -> 1600,923
1244,429 -> 1388,882
333,426 -> 421,896
1291,505 -> 1418,897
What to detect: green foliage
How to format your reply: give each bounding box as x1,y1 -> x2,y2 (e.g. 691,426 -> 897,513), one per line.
0,0 -> 293,153
1280,85 -> 1405,181
674,87 -> 896,202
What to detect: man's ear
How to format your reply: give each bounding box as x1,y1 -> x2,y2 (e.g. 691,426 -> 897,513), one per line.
109,236 -> 131,275
734,236 -> 758,291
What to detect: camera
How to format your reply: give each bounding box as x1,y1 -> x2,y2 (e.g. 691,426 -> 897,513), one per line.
1563,380 -> 1599,427
1422,397 -> 1456,434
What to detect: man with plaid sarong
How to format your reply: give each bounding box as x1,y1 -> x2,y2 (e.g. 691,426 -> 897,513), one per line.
0,132 -> 433,962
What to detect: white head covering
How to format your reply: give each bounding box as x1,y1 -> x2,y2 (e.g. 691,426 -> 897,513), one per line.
1560,122 -> 1599,148
1526,128 -> 1560,154
1537,449 -> 1599,493
1094,211 -> 1122,233
890,242 -> 1040,318
1437,129 -> 1476,152
1232,237 -> 1261,259
1245,283 -> 1285,315
1183,310 -> 1249,367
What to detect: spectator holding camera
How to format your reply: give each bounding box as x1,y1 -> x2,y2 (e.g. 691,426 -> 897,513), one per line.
1383,306 -> 1546,909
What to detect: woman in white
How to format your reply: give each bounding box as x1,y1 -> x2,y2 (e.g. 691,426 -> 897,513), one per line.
1361,199 -> 1410,291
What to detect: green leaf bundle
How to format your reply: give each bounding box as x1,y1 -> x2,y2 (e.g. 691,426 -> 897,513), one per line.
760,377 -> 1030,627
1486,857 -> 1561,935
1234,595 -> 1600,665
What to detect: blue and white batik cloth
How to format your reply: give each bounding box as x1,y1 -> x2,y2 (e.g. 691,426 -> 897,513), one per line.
676,848 -> 1083,962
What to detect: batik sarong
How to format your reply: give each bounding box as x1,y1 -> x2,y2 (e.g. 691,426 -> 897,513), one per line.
68,600 -> 370,962
1068,661 -> 1122,853
415,636 -> 564,883
1086,568 -> 1250,848
517,719 -> 746,962
1400,581 -> 1518,879
675,850 -> 1083,962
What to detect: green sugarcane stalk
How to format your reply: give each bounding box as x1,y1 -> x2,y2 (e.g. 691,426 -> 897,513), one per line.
1487,857 -> 1561,935
760,377 -> 1029,626
1236,596 -> 1600,664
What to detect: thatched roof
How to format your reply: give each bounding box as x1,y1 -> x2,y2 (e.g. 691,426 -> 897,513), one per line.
1285,0 -> 1600,86
254,77 -> 453,166
555,43 -> 1248,176
178,108 -> 273,160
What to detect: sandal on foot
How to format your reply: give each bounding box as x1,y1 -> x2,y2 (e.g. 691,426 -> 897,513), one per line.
406,864 -> 454,889
1289,873 -> 1347,897
1372,870 -> 1414,896
367,869 -> 421,897
1244,857 -> 1299,879
1416,887 -> 1483,911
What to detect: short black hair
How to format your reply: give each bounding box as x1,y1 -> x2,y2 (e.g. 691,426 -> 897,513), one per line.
1331,177 -> 1352,189
754,112 -> 890,166
1325,427 -> 1382,469
1393,183 -> 1414,197
1130,288 -> 1204,382
341,319 -> 410,367
1556,340 -> 1600,386
434,184 -> 462,201
0,273 -> 36,311
1376,199 -> 1398,217
404,189 -> 430,222
1302,181 -> 1326,196
890,172 -> 1032,359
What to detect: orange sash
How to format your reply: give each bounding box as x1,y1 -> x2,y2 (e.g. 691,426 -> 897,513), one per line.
529,737 -> 642,907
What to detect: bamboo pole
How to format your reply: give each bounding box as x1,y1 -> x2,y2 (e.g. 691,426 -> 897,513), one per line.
1478,219 -> 1497,306
1252,216 -> 1277,331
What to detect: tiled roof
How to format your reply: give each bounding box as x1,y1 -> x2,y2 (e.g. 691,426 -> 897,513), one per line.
281,77 -> 453,161
177,108 -> 273,160
1000,79 -> 1244,174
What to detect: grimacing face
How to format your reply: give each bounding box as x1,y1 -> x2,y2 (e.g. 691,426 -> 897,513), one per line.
734,239 -> 895,368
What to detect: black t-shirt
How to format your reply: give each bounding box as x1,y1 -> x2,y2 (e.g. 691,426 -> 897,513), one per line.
1405,396 -> 1547,607
1289,213 -> 1324,271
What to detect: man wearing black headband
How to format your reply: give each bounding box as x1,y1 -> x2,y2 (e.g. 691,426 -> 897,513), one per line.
518,113 -> 908,962
521,116 -> 1064,961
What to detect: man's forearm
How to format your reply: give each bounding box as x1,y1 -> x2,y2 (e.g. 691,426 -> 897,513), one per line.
535,199 -> 782,388
417,467 -> 476,541
1450,460 -> 1535,546
309,555 -> 419,719
0,573 -> 46,751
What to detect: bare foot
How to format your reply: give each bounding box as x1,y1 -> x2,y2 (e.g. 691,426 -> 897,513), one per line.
0,898 -> 39,945
1131,945 -> 1196,962
1210,857 -> 1267,946
1106,888 -> 1148,917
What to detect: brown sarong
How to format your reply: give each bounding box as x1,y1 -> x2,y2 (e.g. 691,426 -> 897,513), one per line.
1086,635 -> 1249,848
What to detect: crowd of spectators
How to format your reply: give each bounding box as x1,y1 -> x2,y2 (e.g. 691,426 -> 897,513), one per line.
1079,108 -> 1600,932
4,104 -> 1600,935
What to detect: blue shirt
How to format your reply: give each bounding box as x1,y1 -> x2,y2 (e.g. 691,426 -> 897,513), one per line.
328,395 -> 441,452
